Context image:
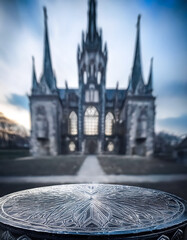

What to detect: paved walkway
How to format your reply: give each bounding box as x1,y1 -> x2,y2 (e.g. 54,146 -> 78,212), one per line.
77,155 -> 105,176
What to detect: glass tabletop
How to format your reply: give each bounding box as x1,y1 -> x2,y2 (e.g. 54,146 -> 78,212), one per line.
0,184 -> 186,236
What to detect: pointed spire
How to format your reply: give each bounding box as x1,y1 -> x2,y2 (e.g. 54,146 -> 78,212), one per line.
127,75 -> 133,94
131,14 -> 143,91
82,31 -> 84,48
104,42 -> 108,58
83,0 -> 103,50
99,28 -> 102,39
43,6 -> 55,90
87,0 -> 97,42
32,56 -> 38,93
114,81 -> 119,121
77,44 -> 81,62
147,58 -> 153,94
116,81 -> 119,90
65,80 -> 68,90
99,28 -> 102,51
115,81 -> 119,104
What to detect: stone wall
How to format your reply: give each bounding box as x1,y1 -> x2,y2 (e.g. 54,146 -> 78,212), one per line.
30,95 -> 62,156
122,96 -> 155,156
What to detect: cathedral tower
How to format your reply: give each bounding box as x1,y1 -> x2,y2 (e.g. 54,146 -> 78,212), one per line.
77,0 -> 107,153
29,1 -> 155,156
29,7 -> 62,156
122,15 -> 155,156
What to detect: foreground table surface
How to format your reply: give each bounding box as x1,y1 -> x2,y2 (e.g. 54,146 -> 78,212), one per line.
0,184 -> 186,239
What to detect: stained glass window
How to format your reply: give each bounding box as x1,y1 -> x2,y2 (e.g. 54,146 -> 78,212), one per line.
69,111 -> 78,135
84,106 -> 99,135
105,112 -> 114,136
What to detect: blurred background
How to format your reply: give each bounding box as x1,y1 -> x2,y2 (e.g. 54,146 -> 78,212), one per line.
0,0 -> 187,199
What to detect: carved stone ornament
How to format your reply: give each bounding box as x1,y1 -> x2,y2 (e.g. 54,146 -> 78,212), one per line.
1,231 -> 16,240
157,235 -> 170,240
17,235 -> 32,240
157,229 -> 184,240
0,184 -> 186,238
1,231 -> 32,240
171,229 -> 183,240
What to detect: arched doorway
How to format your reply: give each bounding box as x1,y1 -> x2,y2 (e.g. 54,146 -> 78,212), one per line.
85,138 -> 98,154
89,140 -> 97,154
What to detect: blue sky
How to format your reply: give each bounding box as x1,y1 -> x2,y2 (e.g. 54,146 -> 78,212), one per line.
0,0 -> 187,135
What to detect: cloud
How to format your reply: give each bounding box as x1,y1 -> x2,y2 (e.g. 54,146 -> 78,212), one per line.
157,114 -> 187,135
6,94 -> 29,111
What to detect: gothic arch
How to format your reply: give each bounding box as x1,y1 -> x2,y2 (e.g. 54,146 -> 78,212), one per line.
69,111 -> 78,135
105,112 -> 114,136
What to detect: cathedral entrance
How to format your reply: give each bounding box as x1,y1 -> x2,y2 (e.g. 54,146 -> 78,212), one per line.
85,138 -> 98,154
134,139 -> 146,156
88,140 -> 97,154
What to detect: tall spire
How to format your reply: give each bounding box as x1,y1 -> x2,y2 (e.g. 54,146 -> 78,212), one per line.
82,0 -> 103,51
147,58 -> 153,94
115,81 -> 119,106
127,75 -> 133,94
43,6 -> 55,90
31,56 -> 38,93
131,14 -> 143,91
87,0 -> 97,42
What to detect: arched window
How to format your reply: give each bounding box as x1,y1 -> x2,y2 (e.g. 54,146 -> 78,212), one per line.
69,111 -> 78,135
36,106 -> 48,139
85,90 -> 89,102
85,84 -> 99,103
137,113 -> 147,139
105,112 -> 114,136
90,85 -> 94,102
84,106 -> 99,135
97,71 -> 101,84
84,71 -> 87,84
90,64 -> 95,77
108,142 -> 114,152
94,90 -> 99,102
69,141 -> 76,152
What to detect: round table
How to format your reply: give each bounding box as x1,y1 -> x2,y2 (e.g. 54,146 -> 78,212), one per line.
0,184 -> 186,239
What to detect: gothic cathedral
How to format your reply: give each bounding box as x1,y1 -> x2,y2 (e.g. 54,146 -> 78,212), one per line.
29,0 -> 155,156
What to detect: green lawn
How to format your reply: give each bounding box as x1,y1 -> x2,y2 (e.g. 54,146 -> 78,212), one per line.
1,151 -> 187,176
0,152 -> 187,200
0,154 -> 85,176
98,155 -> 187,175
0,149 -> 30,160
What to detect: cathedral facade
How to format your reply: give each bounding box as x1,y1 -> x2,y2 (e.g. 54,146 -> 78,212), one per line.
29,0 -> 155,156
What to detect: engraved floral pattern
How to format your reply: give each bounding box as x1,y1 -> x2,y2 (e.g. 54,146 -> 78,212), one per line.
0,184 -> 185,234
